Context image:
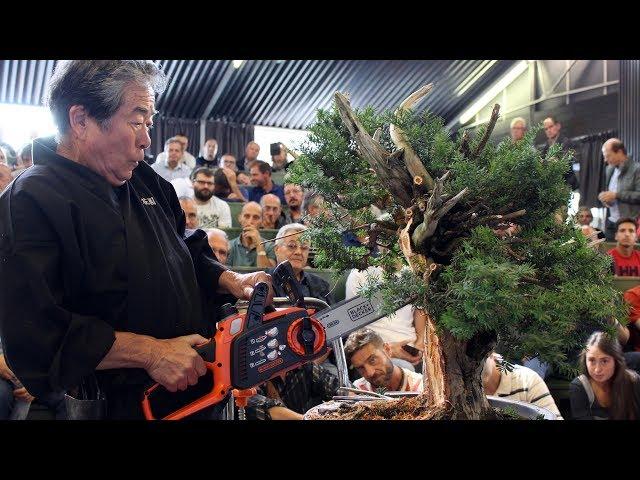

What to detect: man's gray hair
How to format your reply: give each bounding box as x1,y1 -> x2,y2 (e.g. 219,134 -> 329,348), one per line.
510,117 -> 526,129
301,190 -> 324,215
46,60 -> 167,136
165,136 -> 184,150
206,228 -> 228,241
275,223 -> 306,246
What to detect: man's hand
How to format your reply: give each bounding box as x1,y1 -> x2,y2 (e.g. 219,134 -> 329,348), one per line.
242,226 -> 261,249
221,167 -> 238,186
388,340 -> 422,364
268,406 -> 304,420
0,354 -> 18,383
218,270 -> 274,303
598,191 -> 617,205
13,387 -> 35,402
146,334 -> 208,392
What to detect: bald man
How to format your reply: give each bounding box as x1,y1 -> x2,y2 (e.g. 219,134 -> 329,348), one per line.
260,193 -> 286,229
238,141 -> 260,172
179,197 -> 199,229
227,202 -> 276,268
598,138 -> 640,241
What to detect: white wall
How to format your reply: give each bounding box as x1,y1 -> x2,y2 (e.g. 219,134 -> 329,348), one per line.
253,125 -> 309,165
0,103 -> 57,152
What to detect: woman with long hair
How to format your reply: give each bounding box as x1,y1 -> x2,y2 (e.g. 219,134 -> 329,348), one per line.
570,331 -> 640,419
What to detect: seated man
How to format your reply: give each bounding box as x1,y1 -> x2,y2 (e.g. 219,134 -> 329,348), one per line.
244,362 -> 340,420
269,223 -> 334,305
482,352 -> 562,418
607,217 -> 640,276
220,153 -> 238,173
284,183 -> 304,224
178,196 -> 199,229
344,328 -> 423,394
575,206 -> 604,239
192,167 -> 232,229
214,168 -> 248,202
151,137 -> 192,182
206,228 -> 230,265
260,193 -> 287,230
227,202 -> 276,268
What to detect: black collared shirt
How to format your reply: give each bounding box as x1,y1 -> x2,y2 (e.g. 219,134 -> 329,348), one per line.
0,137 -> 231,417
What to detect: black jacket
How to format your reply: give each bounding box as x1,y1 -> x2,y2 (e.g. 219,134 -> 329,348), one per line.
540,135 -> 580,191
0,137 -> 232,417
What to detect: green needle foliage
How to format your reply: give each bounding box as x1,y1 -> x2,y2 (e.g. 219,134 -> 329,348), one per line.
287,100 -> 624,378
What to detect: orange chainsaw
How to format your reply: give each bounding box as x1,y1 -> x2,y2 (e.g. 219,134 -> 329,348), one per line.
141,260 -> 391,420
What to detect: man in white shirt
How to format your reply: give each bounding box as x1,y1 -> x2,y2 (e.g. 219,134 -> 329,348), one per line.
151,137 -> 192,182
346,265 -> 425,371
482,352 -> 562,418
155,133 -> 196,170
192,167 -> 231,229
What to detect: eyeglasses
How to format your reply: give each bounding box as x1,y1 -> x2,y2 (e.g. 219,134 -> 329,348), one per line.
283,242 -> 310,252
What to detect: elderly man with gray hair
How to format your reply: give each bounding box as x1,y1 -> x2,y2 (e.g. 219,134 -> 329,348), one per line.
0,60 -> 273,419
268,223 -> 334,305
510,117 -> 527,143
152,136 -> 192,182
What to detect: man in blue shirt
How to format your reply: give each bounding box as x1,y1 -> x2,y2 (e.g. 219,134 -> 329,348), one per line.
248,160 -> 285,204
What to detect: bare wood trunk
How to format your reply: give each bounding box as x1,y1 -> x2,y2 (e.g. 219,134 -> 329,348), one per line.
421,312 -> 446,407
438,329 -> 498,419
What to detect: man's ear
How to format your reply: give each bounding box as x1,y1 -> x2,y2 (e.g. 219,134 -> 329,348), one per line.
383,343 -> 392,356
68,105 -> 89,140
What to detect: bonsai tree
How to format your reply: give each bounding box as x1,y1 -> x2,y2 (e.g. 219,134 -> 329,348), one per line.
286,84 -> 625,419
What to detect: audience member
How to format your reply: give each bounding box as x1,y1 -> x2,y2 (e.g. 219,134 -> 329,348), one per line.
214,168 -> 247,202
540,116 -> 579,191
192,167 -> 232,228
220,153 -> 238,172
237,141 -> 260,172
301,190 -> 326,223
575,206 -> 604,239
482,352 -> 562,418
248,160 -> 285,204
271,143 -> 289,172
570,331 -> 640,419
12,143 -> 33,177
607,217 -> 640,276
623,285 -> 640,352
237,171 -> 251,186
598,139 -> 640,240
195,138 -> 218,169
509,117 -> 527,143
260,193 -> 287,229
151,137 -> 192,182
269,223 -> 334,305
178,196 -> 199,229
154,133 -> 196,170
345,328 -> 423,393
0,162 -> 11,192
206,228 -> 230,265
227,202 -> 276,267
284,183 -> 304,224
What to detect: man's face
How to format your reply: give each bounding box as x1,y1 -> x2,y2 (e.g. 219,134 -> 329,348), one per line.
205,140 -> 218,160
80,85 -> 155,186
179,199 -> 199,229
193,173 -> 215,201
167,142 -> 183,168
350,343 -> 395,389
261,195 -> 281,226
0,163 -> 12,191
237,172 -> 251,186
240,203 -> 263,229
250,166 -> 269,188
221,155 -> 237,171
615,221 -> 637,247
246,142 -> 260,161
176,135 -> 188,152
274,231 -> 310,273
272,146 -> 287,167
543,118 -> 560,140
208,233 -> 229,264
284,184 -> 303,209
602,143 -> 625,167
510,121 -> 526,142
577,210 -> 593,226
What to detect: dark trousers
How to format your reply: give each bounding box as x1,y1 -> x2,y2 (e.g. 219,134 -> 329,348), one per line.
605,219 -> 617,241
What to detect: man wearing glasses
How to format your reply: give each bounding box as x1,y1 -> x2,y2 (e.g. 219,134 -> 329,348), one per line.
269,223 -> 334,305
192,167 -> 232,228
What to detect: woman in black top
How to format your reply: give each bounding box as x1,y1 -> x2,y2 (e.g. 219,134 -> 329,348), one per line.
570,331 -> 640,420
